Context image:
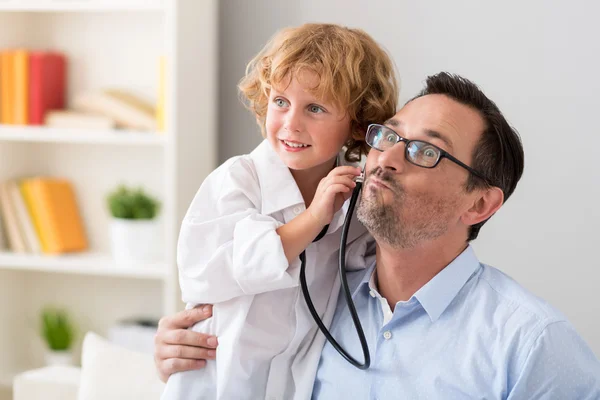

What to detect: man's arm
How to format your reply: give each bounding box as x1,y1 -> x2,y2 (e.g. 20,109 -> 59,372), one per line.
508,321 -> 600,399
154,305 -> 219,382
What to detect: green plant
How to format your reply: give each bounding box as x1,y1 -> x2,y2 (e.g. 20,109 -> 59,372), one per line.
107,185 -> 161,219
40,307 -> 75,351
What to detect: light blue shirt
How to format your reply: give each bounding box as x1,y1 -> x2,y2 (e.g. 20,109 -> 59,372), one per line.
313,246 -> 600,399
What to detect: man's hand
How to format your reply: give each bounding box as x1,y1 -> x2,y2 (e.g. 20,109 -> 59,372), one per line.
154,305 -> 219,383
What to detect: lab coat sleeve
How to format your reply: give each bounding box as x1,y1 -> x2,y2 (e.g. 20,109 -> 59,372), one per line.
177,157 -> 300,305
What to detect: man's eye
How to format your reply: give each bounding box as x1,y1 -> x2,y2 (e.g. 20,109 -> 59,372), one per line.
422,147 -> 438,158
309,105 -> 324,113
385,133 -> 396,142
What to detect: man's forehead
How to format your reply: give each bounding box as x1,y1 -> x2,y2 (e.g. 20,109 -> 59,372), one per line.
386,94 -> 485,149
394,94 -> 461,120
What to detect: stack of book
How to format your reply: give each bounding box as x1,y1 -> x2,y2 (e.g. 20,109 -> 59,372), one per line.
0,178 -> 88,254
0,50 -> 67,126
0,49 -> 164,132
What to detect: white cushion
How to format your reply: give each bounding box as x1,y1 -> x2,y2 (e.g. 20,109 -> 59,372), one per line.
77,331 -> 165,400
13,366 -> 81,400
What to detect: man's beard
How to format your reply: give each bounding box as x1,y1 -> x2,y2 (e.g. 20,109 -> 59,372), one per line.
356,167 -> 453,249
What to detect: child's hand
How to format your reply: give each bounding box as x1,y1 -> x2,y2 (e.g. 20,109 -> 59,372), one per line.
307,166 -> 361,226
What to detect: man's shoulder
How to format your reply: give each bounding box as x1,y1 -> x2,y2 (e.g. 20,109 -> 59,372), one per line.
475,264 -> 568,326
476,266 -> 600,396
453,263 -> 589,382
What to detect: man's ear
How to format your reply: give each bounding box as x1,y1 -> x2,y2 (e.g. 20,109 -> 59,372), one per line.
461,187 -> 504,226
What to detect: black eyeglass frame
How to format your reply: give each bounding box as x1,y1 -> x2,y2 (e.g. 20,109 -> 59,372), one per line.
365,123 -> 492,185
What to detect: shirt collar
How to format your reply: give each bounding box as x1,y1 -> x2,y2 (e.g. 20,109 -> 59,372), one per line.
413,245 -> 481,322
353,245 -> 481,322
354,261 -> 376,298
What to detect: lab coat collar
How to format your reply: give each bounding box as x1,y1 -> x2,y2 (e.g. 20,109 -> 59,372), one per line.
251,140 -> 356,234
251,140 -> 305,215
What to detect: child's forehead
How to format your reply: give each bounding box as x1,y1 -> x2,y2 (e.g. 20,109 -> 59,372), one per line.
270,67 -> 336,101
272,67 -> 319,89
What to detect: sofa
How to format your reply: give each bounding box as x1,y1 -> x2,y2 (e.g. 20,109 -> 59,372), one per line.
13,332 -> 165,400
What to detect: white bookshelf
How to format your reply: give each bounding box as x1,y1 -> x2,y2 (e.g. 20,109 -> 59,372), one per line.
0,0 -> 164,12
0,126 -> 166,146
0,251 -> 168,279
0,0 -> 217,388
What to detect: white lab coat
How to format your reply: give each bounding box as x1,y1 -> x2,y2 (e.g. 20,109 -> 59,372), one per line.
161,140 -> 373,400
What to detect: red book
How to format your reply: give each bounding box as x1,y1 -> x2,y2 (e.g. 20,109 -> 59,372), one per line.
29,52 -> 67,125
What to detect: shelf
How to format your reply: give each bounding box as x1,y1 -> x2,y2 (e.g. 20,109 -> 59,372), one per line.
0,251 -> 168,280
0,0 -> 164,12
0,125 -> 166,146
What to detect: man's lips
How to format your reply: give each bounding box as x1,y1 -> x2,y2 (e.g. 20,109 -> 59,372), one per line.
367,176 -> 392,191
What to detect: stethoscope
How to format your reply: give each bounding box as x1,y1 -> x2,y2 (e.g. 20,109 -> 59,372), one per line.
299,170 -> 370,370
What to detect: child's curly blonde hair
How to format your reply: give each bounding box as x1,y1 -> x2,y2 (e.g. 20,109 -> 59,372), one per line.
239,23 -> 399,162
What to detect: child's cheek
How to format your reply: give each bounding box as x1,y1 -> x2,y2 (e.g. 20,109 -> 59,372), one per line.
265,110 -> 280,138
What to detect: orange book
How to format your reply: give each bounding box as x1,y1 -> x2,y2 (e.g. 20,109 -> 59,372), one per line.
13,50 -> 29,125
21,178 -> 88,254
0,51 -> 15,124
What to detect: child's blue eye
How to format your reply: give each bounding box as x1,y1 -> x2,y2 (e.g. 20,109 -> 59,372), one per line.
309,105 -> 325,113
274,98 -> 289,107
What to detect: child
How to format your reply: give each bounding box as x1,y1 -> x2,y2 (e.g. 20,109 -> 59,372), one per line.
161,23 -> 398,400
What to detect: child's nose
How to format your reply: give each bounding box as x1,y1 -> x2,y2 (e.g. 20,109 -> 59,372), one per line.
284,108 -> 304,133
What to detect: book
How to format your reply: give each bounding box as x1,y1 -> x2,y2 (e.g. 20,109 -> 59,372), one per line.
8,180 -> 41,253
29,52 -> 67,125
21,178 -> 88,254
156,56 -> 166,132
0,197 -> 6,251
44,110 -> 115,130
13,50 -> 29,125
73,90 -> 156,131
0,51 -> 15,124
0,181 -> 27,253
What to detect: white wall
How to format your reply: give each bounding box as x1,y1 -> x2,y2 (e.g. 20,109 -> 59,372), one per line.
218,0 -> 600,355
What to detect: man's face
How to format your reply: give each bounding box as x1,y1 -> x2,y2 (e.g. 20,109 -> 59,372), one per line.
357,94 -> 486,248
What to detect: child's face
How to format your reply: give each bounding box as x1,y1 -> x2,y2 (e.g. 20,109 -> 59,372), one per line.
265,70 -> 351,172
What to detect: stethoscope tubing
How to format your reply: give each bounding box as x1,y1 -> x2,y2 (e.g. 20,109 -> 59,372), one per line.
299,181 -> 371,369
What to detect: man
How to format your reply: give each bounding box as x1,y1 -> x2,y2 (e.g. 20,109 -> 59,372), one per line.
155,72 -> 600,398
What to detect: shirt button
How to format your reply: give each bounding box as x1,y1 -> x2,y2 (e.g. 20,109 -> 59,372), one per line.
369,290 -> 376,298
383,330 -> 392,340
293,206 -> 302,215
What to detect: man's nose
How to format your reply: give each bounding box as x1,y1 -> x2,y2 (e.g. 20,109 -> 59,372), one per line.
284,108 -> 304,133
376,143 -> 407,173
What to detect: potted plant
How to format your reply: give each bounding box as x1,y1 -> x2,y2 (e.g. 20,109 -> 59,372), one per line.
107,185 -> 162,263
40,306 -> 75,366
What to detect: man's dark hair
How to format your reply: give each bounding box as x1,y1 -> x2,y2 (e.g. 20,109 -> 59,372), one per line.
410,72 -> 524,241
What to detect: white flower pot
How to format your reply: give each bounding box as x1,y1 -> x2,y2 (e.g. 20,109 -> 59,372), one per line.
45,349 -> 73,366
110,218 -> 162,264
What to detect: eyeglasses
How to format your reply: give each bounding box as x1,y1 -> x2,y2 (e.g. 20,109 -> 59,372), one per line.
365,124 -> 491,184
